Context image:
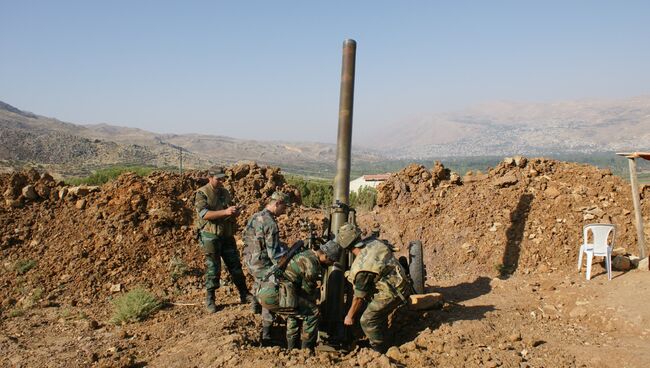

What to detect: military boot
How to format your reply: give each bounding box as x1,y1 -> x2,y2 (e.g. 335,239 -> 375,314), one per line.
286,336 -> 298,350
240,291 -> 255,304
260,324 -> 273,347
301,340 -> 315,352
234,277 -> 253,304
205,289 -> 217,313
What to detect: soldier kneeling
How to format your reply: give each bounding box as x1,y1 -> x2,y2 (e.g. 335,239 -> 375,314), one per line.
257,241 -> 342,350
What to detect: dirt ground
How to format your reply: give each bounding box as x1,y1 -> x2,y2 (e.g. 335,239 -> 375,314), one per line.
1,158 -> 648,367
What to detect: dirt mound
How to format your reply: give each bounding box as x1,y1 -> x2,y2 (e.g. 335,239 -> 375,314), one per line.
0,163 -> 324,318
363,156 -> 648,279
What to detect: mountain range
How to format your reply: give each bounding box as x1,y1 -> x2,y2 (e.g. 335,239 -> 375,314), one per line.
372,96 -> 650,158
1,96 -> 649,177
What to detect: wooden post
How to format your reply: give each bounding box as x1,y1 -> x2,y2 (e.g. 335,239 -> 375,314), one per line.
628,157 -> 647,259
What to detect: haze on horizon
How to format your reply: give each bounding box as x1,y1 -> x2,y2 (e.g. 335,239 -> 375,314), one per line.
1,0 -> 649,144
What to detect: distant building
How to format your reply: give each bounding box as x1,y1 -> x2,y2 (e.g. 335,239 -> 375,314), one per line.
349,173 -> 391,193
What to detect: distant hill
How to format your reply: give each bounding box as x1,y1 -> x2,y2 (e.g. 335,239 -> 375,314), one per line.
367,96 -> 650,158
2,97 -> 649,178
0,101 -> 384,177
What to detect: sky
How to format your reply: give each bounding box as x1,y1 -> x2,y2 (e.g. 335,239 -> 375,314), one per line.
1,0 -> 649,143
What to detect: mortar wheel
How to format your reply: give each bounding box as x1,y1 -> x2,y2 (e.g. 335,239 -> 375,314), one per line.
408,240 -> 425,294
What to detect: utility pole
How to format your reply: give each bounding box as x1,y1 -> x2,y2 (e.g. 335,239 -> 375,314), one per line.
179,147 -> 183,175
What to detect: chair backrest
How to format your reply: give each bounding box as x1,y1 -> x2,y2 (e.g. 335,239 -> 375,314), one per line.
583,224 -> 616,253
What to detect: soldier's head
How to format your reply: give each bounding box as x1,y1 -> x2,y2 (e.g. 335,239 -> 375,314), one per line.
335,223 -> 362,250
317,240 -> 342,265
267,191 -> 289,216
207,166 -> 226,188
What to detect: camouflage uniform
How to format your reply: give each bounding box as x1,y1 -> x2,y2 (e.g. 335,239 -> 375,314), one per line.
347,238 -> 411,352
194,183 -> 248,298
242,209 -> 288,331
257,249 -> 323,349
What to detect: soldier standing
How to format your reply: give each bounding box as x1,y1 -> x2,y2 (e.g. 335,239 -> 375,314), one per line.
194,166 -> 253,313
242,191 -> 289,344
257,240 -> 342,350
339,223 -> 411,353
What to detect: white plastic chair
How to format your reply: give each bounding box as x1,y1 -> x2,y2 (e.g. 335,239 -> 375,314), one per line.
577,224 -> 615,280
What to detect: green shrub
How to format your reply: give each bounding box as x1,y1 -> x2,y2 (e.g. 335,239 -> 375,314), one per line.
286,176 -> 333,208
15,259 -> 37,275
66,165 -> 157,186
8,308 -> 24,318
110,287 -> 161,324
350,186 -> 377,211
169,257 -> 188,282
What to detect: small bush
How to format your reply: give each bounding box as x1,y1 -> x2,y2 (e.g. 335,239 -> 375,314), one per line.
15,259 -> 37,275
110,287 -> 161,324
169,257 -> 188,282
350,186 -> 377,211
9,308 -> 24,318
286,176 -> 333,208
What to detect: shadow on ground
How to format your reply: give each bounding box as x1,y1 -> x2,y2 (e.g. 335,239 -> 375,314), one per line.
392,276 -> 495,346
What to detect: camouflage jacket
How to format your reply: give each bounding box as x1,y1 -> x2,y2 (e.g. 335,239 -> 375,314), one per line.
193,183 -> 236,236
242,208 -> 287,279
347,239 -> 410,300
283,249 -> 322,302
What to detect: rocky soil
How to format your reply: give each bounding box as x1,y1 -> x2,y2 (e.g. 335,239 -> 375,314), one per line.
1,158 -> 649,367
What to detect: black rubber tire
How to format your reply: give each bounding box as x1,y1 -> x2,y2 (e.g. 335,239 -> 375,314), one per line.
408,240 -> 425,294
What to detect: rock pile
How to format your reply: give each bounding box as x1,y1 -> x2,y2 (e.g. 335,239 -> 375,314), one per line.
365,157 -> 649,278
0,163 -> 323,317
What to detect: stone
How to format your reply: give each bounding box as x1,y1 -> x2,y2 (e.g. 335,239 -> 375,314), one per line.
110,284 -> 122,293
3,188 -> 14,199
58,187 -> 68,200
385,346 -> 402,361
503,157 -> 515,166
544,187 -> 561,199
22,185 -> 38,200
569,306 -> 587,319
449,172 -> 462,185
612,255 -> 631,271
513,155 -> 527,167
508,332 -> 522,342
493,174 -> 518,188
638,257 -> 649,271
629,255 -> 640,268
76,199 -> 87,210
5,199 -> 22,208
611,247 -> 627,257
409,292 -> 443,310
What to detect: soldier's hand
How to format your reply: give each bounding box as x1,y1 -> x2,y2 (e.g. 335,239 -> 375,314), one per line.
225,206 -> 239,216
344,315 -> 354,326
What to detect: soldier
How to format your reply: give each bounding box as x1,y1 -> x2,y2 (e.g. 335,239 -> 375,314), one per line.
242,191 -> 289,344
257,240 -> 342,350
194,166 -> 253,313
340,223 -> 411,353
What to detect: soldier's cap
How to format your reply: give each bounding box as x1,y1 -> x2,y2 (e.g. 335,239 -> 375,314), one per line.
319,240 -> 342,262
208,166 -> 226,178
335,223 -> 362,249
270,191 -> 290,203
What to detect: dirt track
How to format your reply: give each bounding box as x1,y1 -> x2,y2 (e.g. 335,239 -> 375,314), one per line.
1,158 -> 648,367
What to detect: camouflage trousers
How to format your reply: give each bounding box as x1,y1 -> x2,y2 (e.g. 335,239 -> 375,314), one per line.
250,267 -> 274,326
200,232 -> 247,292
360,296 -> 402,351
286,297 -> 319,348
257,283 -> 319,348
